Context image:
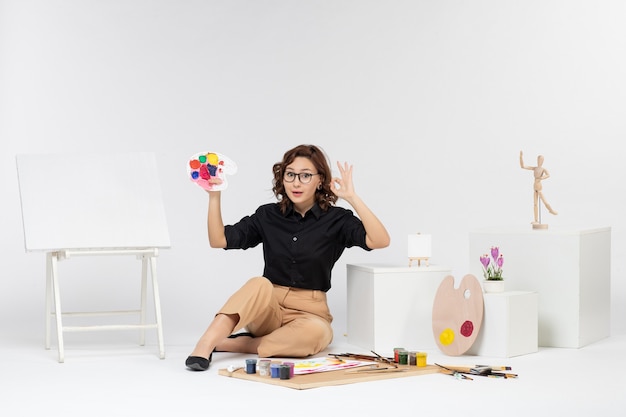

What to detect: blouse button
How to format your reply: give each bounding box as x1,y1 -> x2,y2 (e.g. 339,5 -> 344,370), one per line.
292,236 -> 298,241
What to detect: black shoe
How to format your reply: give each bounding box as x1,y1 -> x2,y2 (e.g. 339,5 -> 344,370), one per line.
213,332 -> 255,353
185,353 -> 212,371
228,332 -> 255,339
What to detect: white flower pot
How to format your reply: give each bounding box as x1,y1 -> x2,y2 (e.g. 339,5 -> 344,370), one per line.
483,280 -> 505,293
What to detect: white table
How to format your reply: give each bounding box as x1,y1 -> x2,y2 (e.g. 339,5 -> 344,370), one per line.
468,291 -> 538,358
346,263 -> 451,355
469,227 -> 611,348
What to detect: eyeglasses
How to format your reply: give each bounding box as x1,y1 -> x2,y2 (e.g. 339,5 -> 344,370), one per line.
283,171 -> 320,184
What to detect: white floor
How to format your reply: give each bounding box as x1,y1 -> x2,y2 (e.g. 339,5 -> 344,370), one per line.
2,333 -> 625,417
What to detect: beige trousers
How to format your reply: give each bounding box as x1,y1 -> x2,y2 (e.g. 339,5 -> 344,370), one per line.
218,276 -> 333,358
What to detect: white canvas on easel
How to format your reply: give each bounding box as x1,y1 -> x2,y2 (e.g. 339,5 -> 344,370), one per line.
17,152 -> 171,251
16,152 -> 171,362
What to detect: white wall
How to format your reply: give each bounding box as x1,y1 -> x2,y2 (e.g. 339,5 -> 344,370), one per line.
1,0 -> 624,349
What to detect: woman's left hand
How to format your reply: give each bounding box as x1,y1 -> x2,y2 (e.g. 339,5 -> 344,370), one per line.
332,161 -> 356,201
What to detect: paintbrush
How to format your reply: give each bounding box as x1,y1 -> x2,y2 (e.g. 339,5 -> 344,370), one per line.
346,366 -> 408,374
436,364 -> 517,379
435,363 -> 473,380
448,364 -> 513,371
489,372 -> 518,378
476,364 -> 513,371
439,365 -> 514,376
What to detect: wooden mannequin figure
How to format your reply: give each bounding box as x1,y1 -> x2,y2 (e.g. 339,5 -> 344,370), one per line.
520,151 -> 557,229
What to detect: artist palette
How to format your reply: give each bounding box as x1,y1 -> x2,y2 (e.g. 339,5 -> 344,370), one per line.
187,151 -> 237,191
431,274 -> 484,356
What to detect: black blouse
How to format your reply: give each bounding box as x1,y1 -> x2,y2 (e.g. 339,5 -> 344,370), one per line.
224,203 -> 370,291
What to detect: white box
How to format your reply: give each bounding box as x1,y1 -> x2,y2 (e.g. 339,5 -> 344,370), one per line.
468,291 -> 538,358
346,263 -> 451,355
469,227 -> 611,348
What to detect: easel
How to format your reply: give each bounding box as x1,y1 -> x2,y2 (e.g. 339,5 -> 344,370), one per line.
17,152 -> 170,362
408,257 -> 429,267
45,249 -> 164,363
408,233 -> 431,267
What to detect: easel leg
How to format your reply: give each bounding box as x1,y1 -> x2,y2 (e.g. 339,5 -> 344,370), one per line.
45,253 -> 52,350
50,253 -> 65,363
149,255 -> 165,359
408,257 -> 429,267
139,256 -> 148,346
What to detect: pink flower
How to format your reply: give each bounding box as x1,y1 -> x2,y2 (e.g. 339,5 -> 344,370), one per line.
480,254 -> 491,269
480,246 -> 504,280
496,254 -> 504,269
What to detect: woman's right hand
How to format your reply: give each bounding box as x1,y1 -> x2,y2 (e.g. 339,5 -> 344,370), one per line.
205,178 -> 224,195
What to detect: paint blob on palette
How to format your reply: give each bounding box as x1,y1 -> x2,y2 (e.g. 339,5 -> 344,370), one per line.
187,151 -> 238,191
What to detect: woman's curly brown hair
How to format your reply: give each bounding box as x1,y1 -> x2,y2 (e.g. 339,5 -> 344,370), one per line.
272,144 -> 338,214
